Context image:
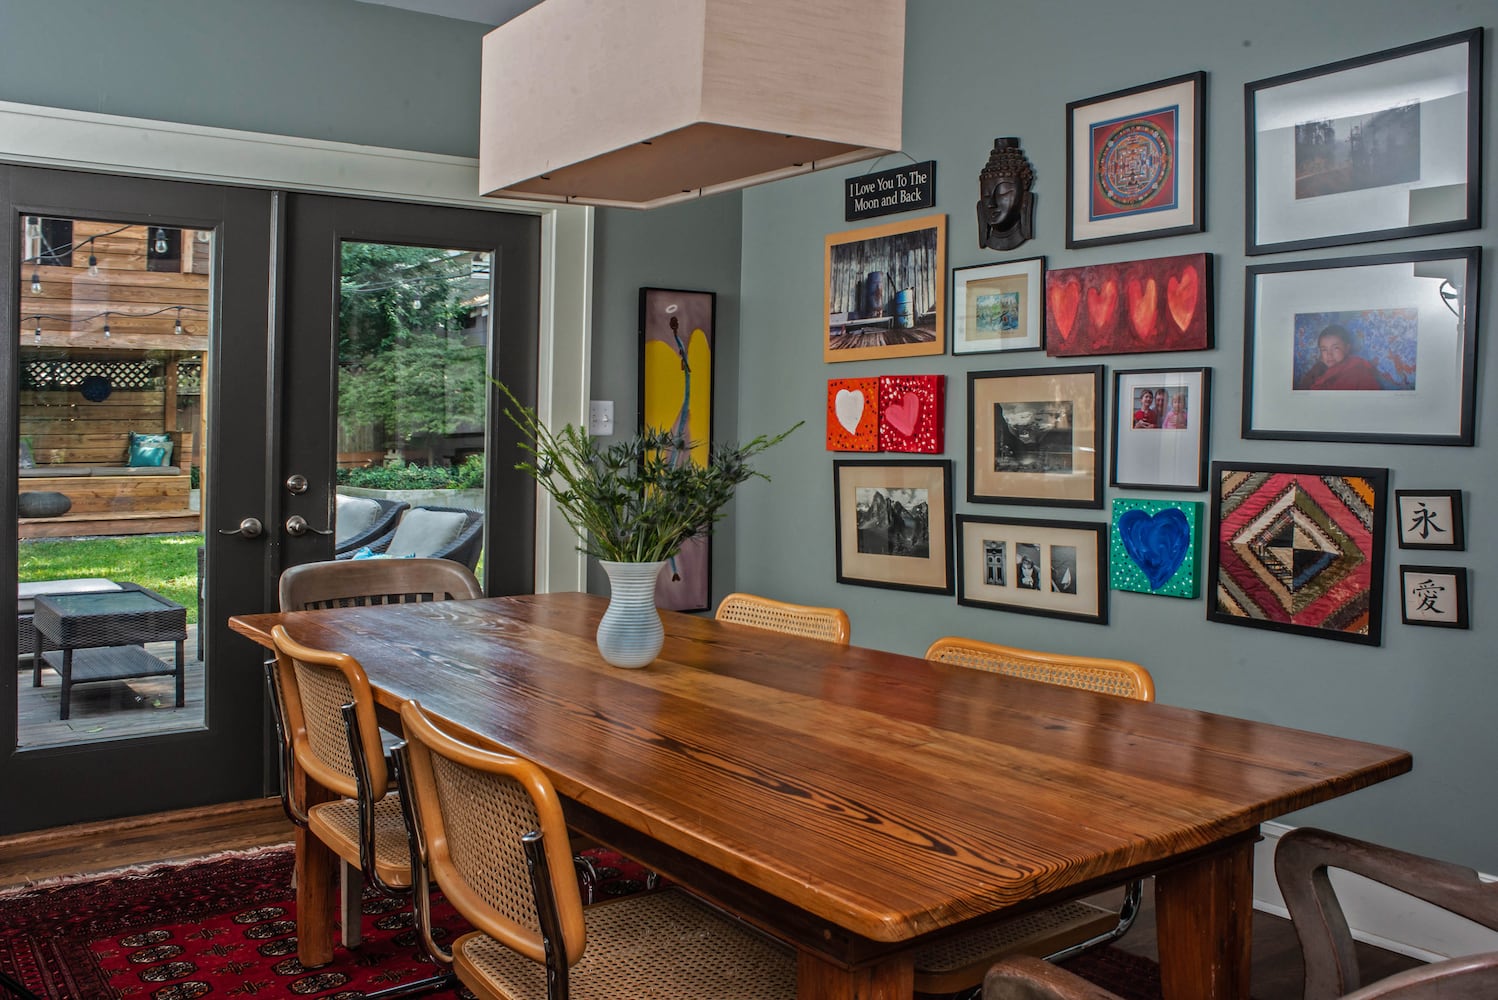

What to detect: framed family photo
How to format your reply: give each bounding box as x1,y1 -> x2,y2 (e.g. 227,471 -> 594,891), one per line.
824,214 -> 947,363
833,459 -> 953,594
957,514 -> 1108,624
1067,71 -> 1205,249
1394,490 -> 1464,550
968,366 -> 1103,508
1243,247 -> 1480,445
1245,28 -> 1482,254
1110,367 -> 1209,491
1399,565 -> 1469,629
951,257 -> 1044,355
1207,461 -> 1388,646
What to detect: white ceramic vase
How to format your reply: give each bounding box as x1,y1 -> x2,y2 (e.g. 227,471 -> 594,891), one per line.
596,560 -> 667,668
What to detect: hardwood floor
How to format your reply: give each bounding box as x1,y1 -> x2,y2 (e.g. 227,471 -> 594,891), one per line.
0,801 -> 1425,998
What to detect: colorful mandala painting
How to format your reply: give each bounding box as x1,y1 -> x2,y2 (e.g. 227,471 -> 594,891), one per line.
1090,105 -> 1179,220
1208,464 -> 1388,645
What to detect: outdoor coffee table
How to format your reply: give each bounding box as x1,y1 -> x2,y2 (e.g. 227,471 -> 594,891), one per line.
31,583 -> 187,721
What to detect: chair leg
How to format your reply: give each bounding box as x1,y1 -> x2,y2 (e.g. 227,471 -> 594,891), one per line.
341,859 -> 364,948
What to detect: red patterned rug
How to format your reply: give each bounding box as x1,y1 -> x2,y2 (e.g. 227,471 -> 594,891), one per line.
0,846 -> 1166,999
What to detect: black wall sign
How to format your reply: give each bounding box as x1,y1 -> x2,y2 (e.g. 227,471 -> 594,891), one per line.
844,161 -> 936,221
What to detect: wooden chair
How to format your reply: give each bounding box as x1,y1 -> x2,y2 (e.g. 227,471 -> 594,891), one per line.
391,699 -> 797,999
279,557 -> 483,612
912,637 -> 1154,997
266,626 -> 452,996
715,592 -> 850,644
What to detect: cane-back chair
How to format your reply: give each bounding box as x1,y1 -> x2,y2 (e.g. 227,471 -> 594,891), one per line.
911,637 -> 1155,998
392,699 -> 796,1000
714,592 -> 851,644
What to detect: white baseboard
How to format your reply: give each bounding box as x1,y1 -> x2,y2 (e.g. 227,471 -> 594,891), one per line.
1253,821 -> 1498,963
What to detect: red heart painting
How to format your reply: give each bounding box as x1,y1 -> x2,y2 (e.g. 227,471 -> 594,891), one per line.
1046,252 -> 1211,356
877,375 -> 945,453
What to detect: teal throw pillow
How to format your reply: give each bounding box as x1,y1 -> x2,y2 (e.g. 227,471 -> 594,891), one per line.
127,432 -> 174,468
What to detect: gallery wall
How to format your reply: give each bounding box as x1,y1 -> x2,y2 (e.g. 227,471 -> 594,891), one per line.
733,0 -> 1497,872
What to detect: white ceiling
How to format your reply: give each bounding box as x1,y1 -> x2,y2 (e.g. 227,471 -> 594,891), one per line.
355,0 -> 540,27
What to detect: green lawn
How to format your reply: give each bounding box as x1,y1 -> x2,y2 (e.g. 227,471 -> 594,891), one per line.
19,534 -> 203,624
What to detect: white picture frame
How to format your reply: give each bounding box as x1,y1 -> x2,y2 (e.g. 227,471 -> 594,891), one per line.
951,257 -> 1044,355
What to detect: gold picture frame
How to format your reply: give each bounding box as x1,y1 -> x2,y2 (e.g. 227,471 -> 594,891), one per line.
824,214 -> 947,362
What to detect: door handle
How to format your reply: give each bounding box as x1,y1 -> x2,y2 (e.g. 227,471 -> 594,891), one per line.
285,514 -> 334,537
219,516 -> 264,538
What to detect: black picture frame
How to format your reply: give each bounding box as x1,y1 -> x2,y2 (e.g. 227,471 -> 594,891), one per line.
1207,461 -> 1388,646
1245,27 -> 1483,255
1399,565 -> 1469,629
1242,247 -> 1480,445
967,365 -> 1105,509
1066,71 -> 1205,249
1394,490 -> 1465,551
956,514 -> 1108,624
1109,367 -> 1210,491
833,459 -> 954,595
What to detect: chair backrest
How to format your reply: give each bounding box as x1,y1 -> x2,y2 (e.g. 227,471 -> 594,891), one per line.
270,624 -> 388,801
279,557 -> 483,612
397,700 -> 588,967
924,637 -> 1154,702
715,592 -> 851,645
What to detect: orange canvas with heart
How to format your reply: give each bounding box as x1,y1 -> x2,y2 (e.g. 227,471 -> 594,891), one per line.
1046,252 -> 1211,356
826,377 -> 879,451
877,375 -> 945,453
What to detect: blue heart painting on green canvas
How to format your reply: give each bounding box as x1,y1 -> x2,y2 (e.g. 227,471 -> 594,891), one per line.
1110,498 -> 1202,598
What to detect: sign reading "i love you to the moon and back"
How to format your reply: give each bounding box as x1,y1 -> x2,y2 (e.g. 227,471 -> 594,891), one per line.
844,161 -> 937,221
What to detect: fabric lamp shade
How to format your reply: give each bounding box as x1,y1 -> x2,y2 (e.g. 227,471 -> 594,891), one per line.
479,0 -> 906,209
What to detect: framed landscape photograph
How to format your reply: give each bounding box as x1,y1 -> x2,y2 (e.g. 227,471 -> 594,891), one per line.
968,366 -> 1103,508
1245,28 -> 1482,254
1243,247 -> 1479,444
833,459 -> 953,594
957,514 -> 1108,624
952,257 -> 1044,355
824,214 -> 947,363
1207,461 -> 1389,646
1395,490 -> 1464,550
1067,71 -> 1205,249
1399,565 -> 1468,629
1110,367 -> 1210,491
639,286 -> 715,611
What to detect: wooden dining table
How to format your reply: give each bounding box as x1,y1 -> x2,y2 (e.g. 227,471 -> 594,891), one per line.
230,592 -> 1411,1000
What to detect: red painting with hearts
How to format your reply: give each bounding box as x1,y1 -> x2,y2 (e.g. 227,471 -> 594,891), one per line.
1044,252 -> 1211,357
877,375 -> 945,453
826,378 -> 879,451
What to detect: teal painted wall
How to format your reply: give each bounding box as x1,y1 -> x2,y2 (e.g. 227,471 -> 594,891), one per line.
735,1 -> 1496,871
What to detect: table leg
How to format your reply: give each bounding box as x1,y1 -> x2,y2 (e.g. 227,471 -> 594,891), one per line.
59,649 -> 73,721
1155,829 -> 1256,1000
795,951 -> 912,1000
295,766 -> 338,968
174,639 -> 185,707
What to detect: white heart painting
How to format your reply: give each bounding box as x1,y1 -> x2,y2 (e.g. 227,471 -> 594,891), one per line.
834,388 -> 865,434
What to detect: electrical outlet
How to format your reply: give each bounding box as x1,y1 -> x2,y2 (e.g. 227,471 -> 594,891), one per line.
588,400 -> 615,436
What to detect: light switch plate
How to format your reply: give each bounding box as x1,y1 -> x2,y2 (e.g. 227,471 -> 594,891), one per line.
588,400 -> 615,436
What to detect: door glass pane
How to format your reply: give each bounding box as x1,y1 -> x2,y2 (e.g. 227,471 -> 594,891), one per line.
335,243 -> 490,570
17,215 -> 209,749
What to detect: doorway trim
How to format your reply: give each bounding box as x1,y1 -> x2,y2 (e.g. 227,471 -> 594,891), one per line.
0,99 -> 589,592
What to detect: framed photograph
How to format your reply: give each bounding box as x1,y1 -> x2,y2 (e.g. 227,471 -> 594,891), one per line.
833,459 -> 953,594
1045,252 -> 1211,357
1395,490 -> 1464,550
639,286 -> 715,611
1110,367 -> 1210,491
952,257 -> 1044,355
1207,461 -> 1389,646
957,514 -> 1108,624
1110,499 -> 1202,599
1399,565 -> 1469,629
1067,71 -> 1205,249
968,365 -> 1103,508
824,214 -> 946,363
1245,28 -> 1482,255
1243,247 -> 1479,444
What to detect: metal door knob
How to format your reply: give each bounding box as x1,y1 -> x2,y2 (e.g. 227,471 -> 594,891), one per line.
285,514 -> 334,537
218,516 -> 264,538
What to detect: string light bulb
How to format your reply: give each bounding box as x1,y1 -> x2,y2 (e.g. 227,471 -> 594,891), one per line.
87,252 -> 99,277
411,296 -> 422,310
25,217 -> 40,241
153,228 -> 169,254
30,271 -> 41,294
174,307 -> 184,335
33,318 -> 41,345
195,229 -> 210,243
102,312 -> 111,339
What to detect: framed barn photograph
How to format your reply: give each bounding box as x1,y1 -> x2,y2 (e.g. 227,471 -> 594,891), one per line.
1207,461 -> 1388,646
1245,28 -> 1482,254
1110,367 -> 1210,491
951,257 -> 1045,355
957,514 -> 1108,624
824,214 -> 947,363
968,365 -> 1104,508
833,459 -> 953,594
1067,71 -> 1205,249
